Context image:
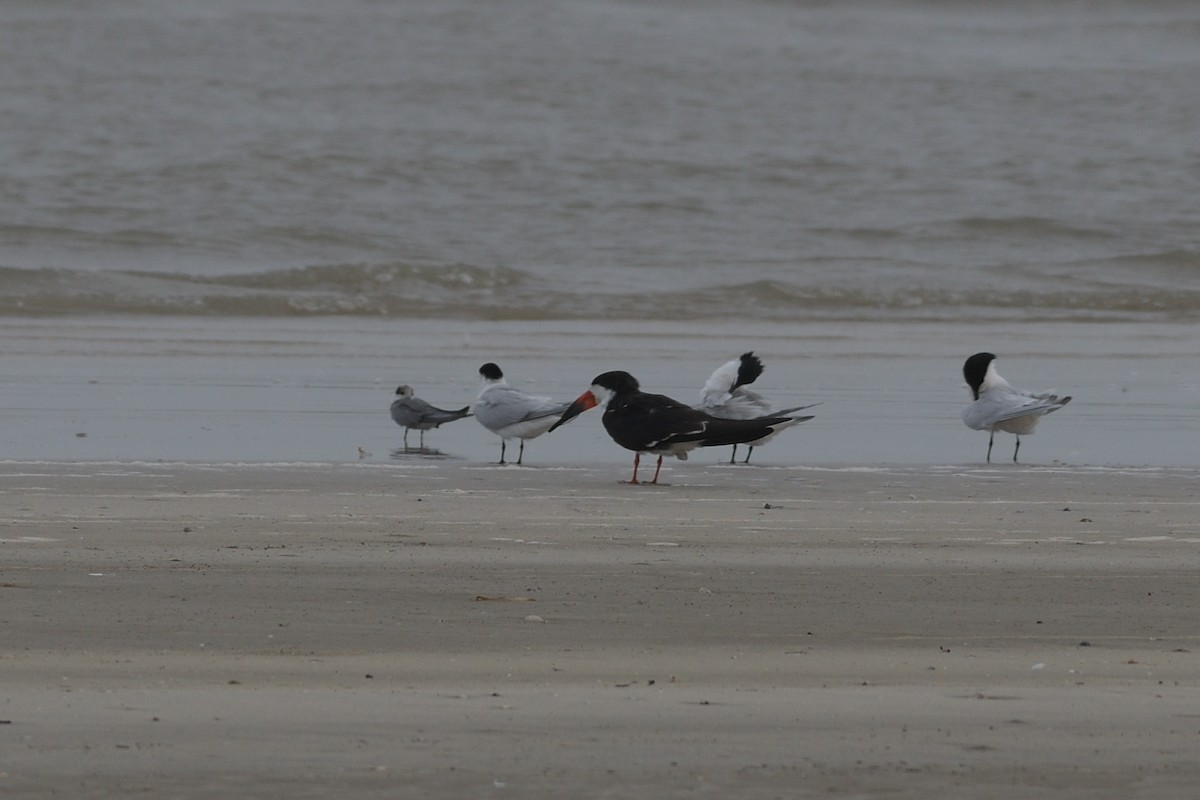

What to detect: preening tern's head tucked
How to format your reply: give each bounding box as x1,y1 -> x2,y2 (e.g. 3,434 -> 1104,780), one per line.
961,352 -> 1072,463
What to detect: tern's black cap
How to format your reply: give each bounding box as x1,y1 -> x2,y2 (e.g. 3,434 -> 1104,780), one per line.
963,352 -> 996,398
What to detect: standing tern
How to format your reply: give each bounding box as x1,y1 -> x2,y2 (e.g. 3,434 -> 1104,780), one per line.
699,351 -> 818,464
550,370 -> 814,484
474,363 -> 572,465
390,385 -> 472,450
961,352 -> 1072,463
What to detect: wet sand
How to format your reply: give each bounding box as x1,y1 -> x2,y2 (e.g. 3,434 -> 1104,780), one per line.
2,460 -> 1199,798
4,314 -> 1199,468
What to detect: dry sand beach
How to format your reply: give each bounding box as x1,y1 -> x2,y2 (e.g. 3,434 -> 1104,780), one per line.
3,460 -> 1199,798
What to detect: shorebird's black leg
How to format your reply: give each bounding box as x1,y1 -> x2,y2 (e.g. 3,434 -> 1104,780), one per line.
1013,436 -> 1021,464
729,445 -> 738,465
744,446 -> 754,465
986,431 -> 994,463
517,439 -> 525,466
499,439 -> 507,465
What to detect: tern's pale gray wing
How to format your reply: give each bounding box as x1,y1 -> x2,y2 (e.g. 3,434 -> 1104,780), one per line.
775,402 -> 821,416
392,396 -> 471,429
962,389 -> 1068,430
993,392 -> 1070,422
390,398 -> 425,428
412,396 -> 471,426
420,405 -> 472,425
475,386 -> 570,430
703,387 -> 772,420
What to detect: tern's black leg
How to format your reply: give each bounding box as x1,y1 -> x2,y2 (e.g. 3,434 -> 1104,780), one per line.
743,446 -> 754,465
1013,436 -> 1021,464
729,445 -> 738,465
499,439 -> 507,465
517,439 -> 525,466
403,428 -> 410,448
419,429 -> 425,448
986,431 -> 994,463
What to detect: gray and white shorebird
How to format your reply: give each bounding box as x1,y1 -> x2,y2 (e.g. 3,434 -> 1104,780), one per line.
698,352 -> 817,464
961,352 -> 1072,463
473,363 -> 572,465
390,385 -> 472,449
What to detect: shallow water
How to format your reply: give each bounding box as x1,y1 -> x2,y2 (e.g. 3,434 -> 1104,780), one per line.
1,1 -> 1196,467
2,316 -> 1195,467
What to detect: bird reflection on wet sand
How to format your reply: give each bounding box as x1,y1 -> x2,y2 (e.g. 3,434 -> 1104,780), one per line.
390,445 -> 460,460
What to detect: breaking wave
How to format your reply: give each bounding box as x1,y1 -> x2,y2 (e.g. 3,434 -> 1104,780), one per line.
1,259 -> 1196,322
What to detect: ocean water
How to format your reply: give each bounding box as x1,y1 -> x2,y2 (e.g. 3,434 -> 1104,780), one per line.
1,0 -> 1197,467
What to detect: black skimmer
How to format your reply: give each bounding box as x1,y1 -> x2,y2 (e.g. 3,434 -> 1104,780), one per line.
961,352 -> 1072,463
698,351 -> 818,464
390,385 -> 472,450
474,363 -> 572,465
549,370 -> 814,483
